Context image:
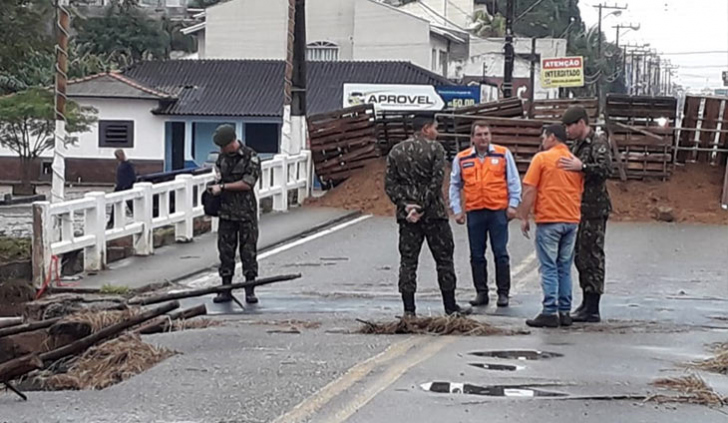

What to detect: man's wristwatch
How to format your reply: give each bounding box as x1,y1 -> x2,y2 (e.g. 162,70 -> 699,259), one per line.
219,183 -> 225,191
582,163 -> 587,171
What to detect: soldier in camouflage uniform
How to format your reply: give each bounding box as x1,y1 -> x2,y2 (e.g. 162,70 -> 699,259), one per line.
209,125 -> 262,304
384,114 -> 472,317
559,106 -> 612,323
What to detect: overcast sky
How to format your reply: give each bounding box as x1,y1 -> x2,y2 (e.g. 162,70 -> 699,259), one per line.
578,0 -> 728,91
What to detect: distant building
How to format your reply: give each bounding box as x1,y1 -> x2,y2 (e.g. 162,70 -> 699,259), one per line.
182,0 -> 469,77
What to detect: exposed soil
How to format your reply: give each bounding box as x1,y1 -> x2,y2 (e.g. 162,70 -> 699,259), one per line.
308,159 -> 728,225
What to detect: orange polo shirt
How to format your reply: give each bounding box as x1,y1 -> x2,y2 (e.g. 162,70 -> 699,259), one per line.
522,144 -> 584,224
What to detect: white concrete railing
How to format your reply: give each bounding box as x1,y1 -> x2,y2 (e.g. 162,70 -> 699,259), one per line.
32,151 -> 312,285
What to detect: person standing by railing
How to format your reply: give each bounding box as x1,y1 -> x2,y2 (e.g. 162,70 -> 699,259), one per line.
107,149 -> 136,228
209,125 -> 262,304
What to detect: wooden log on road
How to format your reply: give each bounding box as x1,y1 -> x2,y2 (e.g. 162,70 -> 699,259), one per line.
39,301 -> 179,363
0,318 -> 61,339
128,274 -> 302,306
0,318 -> 24,330
0,301 -> 179,384
0,354 -> 43,384
135,304 -> 207,335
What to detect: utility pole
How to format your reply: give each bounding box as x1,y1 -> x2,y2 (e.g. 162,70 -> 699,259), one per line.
281,0 -> 307,155
52,0 -> 71,203
503,0 -> 515,98
528,38 -> 537,117
594,3 -> 627,115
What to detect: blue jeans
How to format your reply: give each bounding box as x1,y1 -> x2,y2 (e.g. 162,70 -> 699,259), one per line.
535,223 -> 578,315
466,209 -> 510,294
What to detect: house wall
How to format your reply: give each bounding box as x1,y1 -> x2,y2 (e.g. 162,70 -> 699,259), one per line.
398,0 -> 474,30
205,0 -> 288,59
352,0 -> 432,71
201,0 -> 444,74
0,97 -> 165,184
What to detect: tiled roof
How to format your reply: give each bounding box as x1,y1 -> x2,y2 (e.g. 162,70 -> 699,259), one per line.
121,59 -> 452,117
67,71 -> 173,99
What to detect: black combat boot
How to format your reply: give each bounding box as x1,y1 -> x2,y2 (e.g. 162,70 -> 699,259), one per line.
559,312 -> 573,327
572,293 -> 601,323
244,276 -> 258,304
443,290 -> 473,316
469,263 -> 489,306
213,276 -> 233,303
402,291 -> 416,318
495,264 -> 511,307
573,290 -> 587,315
525,313 -> 559,328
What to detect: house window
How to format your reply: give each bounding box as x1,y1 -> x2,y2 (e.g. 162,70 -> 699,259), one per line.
244,123 -> 279,156
307,41 -> 339,61
99,120 -> 134,148
439,50 -> 448,76
432,49 -> 437,70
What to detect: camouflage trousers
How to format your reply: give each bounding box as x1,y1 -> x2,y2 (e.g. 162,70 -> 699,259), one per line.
575,217 -> 608,294
218,219 -> 259,280
398,219 -> 457,293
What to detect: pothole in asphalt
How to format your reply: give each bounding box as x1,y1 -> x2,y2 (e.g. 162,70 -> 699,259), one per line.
468,362 -> 522,371
421,382 -> 568,398
469,350 -> 563,360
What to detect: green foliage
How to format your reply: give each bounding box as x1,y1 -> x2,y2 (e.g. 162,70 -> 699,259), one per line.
74,2 -> 171,63
0,88 -> 97,161
472,10 -> 506,38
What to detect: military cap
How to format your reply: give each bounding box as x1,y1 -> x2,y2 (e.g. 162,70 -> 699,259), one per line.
213,124 -> 237,147
561,106 -> 589,125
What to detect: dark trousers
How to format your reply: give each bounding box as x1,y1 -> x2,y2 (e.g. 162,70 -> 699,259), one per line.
575,217 -> 608,295
107,200 -> 133,228
466,208 -> 511,295
398,219 -> 456,293
218,219 -> 259,281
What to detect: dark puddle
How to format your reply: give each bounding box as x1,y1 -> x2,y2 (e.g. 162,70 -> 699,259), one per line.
421,382 -> 568,398
468,362 -> 521,371
469,350 -> 563,360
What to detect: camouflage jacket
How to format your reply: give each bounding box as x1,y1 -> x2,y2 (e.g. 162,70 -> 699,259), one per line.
570,129 -> 612,219
215,143 -> 261,222
385,134 -> 448,222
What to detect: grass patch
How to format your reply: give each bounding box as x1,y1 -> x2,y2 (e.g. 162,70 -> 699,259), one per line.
649,375 -> 727,407
0,237 -> 31,263
99,284 -> 131,296
357,316 -> 523,336
42,334 -> 175,390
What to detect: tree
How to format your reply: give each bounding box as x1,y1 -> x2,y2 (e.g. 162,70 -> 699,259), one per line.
0,0 -> 54,94
472,10 -> 506,38
74,1 -> 170,65
0,88 -> 97,189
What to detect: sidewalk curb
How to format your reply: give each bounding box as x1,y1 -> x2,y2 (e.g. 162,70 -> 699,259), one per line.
163,209 -> 364,286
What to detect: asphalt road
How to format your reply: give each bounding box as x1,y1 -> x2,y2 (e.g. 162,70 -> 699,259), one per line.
2,216 -> 727,422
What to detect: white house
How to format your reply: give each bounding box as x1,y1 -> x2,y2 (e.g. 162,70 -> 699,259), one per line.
183,0 -> 470,77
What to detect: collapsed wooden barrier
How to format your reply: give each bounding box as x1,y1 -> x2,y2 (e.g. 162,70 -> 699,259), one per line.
308,104 -> 378,187
0,318 -> 24,330
0,301 -> 180,385
127,273 -> 302,306
0,318 -> 61,339
135,304 -> 207,335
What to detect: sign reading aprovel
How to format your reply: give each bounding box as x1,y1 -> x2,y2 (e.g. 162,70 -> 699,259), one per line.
541,56 -> 585,88
344,84 -> 447,112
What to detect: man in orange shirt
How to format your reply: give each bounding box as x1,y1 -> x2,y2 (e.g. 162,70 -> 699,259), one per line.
519,124 -> 584,328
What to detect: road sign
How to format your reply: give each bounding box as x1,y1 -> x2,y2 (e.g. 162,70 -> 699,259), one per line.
722,71 -> 728,87
541,56 -> 585,89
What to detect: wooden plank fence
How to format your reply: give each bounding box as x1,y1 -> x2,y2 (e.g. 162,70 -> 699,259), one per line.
605,94 -> 678,180
307,104 -> 378,187
530,98 -> 598,121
